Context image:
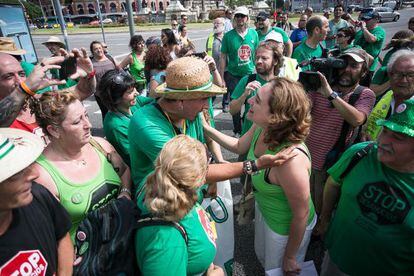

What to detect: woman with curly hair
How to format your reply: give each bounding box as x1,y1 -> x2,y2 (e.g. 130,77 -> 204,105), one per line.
144,45 -> 172,97
119,35 -> 146,92
135,135 -> 223,276
203,78 -> 316,274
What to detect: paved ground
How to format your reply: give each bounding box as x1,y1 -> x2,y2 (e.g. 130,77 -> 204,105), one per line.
31,8 -> 413,275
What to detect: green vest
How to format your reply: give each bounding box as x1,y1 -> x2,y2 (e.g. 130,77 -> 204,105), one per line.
365,90 -> 393,140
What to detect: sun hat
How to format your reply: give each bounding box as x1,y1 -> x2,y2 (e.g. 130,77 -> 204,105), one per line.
0,37 -> 26,56
234,6 -> 249,17
377,99 -> 414,138
42,36 -> 65,48
154,56 -> 226,100
257,11 -> 269,21
339,48 -> 373,69
0,128 -> 44,183
265,31 -> 284,43
360,10 -> 380,21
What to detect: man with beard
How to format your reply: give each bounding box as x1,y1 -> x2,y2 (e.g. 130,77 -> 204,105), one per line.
206,17 -> 225,67
326,4 -> 349,49
220,6 -> 258,135
365,49 -> 414,140
255,11 -> 293,57
276,12 -> 295,35
293,15 -> 330,71
305,48 -> 376,214
315,99 -> 414,275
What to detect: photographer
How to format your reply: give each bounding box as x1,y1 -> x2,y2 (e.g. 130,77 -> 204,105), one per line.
305,48 -> 376,214
353,11 -> 386,87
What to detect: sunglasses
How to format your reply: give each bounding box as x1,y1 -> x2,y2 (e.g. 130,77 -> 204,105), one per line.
336,33 -> 346,38
172,23 -> 178,26
235,14 -> 247,18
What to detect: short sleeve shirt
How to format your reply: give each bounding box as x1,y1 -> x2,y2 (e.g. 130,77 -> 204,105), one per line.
292,40 -> 323,71
290,28 -> 307,43
257,26 -> 289,43
325,142 -> 414,275
305,87 -> 376,170
354,26 -> 386,71
221,28 -> 259,77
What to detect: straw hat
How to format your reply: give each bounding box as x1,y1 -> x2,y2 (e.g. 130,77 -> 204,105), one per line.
42,36 -> 65,48
0,128 -> 44,183
0,37 -> 26,55
154,57 -> 226,100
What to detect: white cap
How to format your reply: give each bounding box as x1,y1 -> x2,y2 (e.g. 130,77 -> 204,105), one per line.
265,31 -> 284,43
234,6 -> 249,16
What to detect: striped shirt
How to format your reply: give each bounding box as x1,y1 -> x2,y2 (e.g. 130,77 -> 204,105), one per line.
306,88 -> 376,170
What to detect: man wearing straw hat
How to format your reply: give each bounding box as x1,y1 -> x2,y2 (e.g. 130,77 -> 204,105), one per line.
0,128 -> 73,275
42,36 -> 66,57
128,56 -> 295,193
315,99 -> 414,275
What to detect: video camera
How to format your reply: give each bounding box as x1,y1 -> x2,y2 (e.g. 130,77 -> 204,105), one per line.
298,55 -> 347,91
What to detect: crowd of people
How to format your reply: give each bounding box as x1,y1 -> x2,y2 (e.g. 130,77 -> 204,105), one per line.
0,4 -> 414,276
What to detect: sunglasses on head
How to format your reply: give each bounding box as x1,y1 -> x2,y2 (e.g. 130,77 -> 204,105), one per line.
113,71 -> 131,85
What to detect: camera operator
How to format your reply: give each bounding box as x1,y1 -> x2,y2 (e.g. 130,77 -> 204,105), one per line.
305,48 -> 376,214
353,11 -> 386,87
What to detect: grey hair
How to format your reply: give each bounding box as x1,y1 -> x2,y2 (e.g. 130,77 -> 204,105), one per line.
387,49 -> 414,73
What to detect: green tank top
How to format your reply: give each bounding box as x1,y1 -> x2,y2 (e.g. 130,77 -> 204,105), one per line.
130,52 -> 145,84
36,148 -> 122,240
247,127 -> 315,235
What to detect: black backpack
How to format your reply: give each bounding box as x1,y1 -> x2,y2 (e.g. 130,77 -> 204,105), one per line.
73,197 -> 140,276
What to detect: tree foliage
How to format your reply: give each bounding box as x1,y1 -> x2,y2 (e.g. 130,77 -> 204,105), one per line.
0,0 -> 42,19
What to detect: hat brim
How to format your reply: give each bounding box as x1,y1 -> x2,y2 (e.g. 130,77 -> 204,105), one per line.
340,52 -> 365,63
42,41 -> 65,48
154,82 -> 226,100
0,128 -> 44,183
0,49 -> 26,56
376,119 -> 414,138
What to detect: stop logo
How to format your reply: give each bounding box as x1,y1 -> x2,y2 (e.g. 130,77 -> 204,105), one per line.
0,250 -> 48,276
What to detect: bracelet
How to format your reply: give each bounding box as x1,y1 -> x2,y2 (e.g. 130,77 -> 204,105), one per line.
119,187 -> 132,197
19,82 -> 36,96
86,70 -> 96,80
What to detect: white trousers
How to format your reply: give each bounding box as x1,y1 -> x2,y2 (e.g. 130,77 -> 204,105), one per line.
254,203 -> 317,271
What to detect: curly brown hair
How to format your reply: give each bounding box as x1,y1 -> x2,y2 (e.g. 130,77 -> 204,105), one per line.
263,77 -> 311,150
144,45 -> 172,71
30,90 -> 79,136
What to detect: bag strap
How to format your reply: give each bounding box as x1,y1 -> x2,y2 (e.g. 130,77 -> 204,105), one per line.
247,73 -> 257,84
339,143 -> 374,180
89,137 -> 111,163
136,217 -> 188,245
330,85 -> 366,154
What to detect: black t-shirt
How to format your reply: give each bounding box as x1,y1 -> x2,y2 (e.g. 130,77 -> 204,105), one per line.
0,183 -> 71,276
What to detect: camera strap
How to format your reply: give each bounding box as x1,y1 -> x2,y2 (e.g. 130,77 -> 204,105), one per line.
330,85 -> 366,155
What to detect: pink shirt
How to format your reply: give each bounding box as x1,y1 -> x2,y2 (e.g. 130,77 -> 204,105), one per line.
306,88 -> 375,170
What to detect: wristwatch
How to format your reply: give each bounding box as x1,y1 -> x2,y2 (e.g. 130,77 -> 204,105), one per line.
328,91 -> 339,102
243,160 -> 259,175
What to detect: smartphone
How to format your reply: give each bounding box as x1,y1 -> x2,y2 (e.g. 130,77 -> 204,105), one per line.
59,56 -> 77,80
192,52 -> 207,59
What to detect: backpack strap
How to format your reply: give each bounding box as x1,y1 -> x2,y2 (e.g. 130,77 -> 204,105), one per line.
247,73 -> 257,84
137,217 -> 188,245
339,143 -> 374,181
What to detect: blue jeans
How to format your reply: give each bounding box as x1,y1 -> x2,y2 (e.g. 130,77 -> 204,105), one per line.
224,72 -> 242,134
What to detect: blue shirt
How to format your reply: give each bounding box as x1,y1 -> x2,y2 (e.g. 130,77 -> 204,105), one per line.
290,28 -> 307,43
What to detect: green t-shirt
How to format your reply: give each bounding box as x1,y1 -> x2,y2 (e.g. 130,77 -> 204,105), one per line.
325,142 -> 414,275
354,26 -> 386,71
247,128 -> 315,235
257,26 -> 289,43
230,74 -> 268,135
292,40 -> 323,71
372,48 -> 396,85
128,103 -> 205,190
221,28 -> 259,77
135,203 -> 217,275
103,96 -> 153,166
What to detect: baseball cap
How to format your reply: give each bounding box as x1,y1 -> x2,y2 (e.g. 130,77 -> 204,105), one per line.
360,10 -> 380,21
257,11 -> 269,20
339,48 -> 373,68
234,6 -> 249,17
265,31 -> 284,43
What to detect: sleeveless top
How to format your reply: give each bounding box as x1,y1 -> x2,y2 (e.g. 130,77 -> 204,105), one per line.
247,127 -> 316,235
130,52 -> 146,84
36,147 -> 122,240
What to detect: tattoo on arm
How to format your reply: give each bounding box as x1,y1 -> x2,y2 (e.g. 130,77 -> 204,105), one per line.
0,89 -> 26,127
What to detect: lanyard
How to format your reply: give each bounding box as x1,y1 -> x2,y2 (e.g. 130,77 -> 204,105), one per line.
154,103 -> 186,136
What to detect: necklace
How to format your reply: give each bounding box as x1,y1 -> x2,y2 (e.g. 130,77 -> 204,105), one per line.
60,153 -> 87,166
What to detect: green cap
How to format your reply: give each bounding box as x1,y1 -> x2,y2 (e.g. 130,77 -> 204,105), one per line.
376,99 -> 414,137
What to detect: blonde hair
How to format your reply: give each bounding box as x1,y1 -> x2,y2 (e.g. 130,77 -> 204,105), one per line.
30,90 -> 79,136
145,135 -> 208,221
264,77 -> 312,150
